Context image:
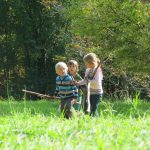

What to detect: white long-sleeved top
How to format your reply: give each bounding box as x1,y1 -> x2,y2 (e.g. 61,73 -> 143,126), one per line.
78,67 -> 103,95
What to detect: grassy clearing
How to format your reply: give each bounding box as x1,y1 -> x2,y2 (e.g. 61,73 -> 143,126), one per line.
0,99 -> 150,150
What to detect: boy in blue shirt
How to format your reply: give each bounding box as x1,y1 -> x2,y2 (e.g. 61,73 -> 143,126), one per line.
54,62 -> 78,119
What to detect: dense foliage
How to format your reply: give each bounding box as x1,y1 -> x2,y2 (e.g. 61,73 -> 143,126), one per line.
66,0 -> 150,74
0,0 -> 70,98
65,0 -> 150,99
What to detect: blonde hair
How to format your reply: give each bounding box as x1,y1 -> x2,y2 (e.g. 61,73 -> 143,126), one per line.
55,62 -> 68,71
83,53 -> 100,64
67,60 -> 79,72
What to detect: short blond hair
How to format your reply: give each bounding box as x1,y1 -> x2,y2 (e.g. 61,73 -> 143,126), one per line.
67,60 -> 79,71
83,53 -> 100,64
55,62 -> 68,71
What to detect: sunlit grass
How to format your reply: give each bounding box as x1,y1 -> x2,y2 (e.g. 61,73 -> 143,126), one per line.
0,98 -> 150,149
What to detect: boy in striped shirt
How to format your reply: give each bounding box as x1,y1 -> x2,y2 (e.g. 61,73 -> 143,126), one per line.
54,62 -> 78,119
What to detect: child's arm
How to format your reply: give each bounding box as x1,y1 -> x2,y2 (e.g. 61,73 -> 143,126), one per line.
54,86 -> 59,96
54,77 -> 60,97
76,69 -> 89,85
76,79 -> 87,85
76,73 -> 83,80
54,76 -> 61,97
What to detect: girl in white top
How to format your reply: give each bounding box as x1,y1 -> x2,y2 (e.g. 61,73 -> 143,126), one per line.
76,53 -> 103,116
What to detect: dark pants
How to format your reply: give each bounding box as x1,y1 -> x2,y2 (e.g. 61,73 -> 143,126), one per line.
61,98 -> 74,119
84,94 -> 102,116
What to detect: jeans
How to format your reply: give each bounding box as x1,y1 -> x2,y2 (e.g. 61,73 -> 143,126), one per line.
84,94 -> 102,116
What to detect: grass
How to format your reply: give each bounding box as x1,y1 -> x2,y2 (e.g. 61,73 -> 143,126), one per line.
0,98 -> 150,150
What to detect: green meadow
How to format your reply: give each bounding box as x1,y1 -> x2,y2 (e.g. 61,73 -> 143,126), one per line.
0,98 -> 150,150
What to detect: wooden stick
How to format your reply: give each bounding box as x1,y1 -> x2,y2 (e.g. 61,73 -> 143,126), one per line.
22,89 -> 81,104
22,89 -> 60,99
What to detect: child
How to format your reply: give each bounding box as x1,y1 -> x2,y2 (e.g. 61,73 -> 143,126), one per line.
75,53 -> 103,116
54,62 -> 78,119
67,60 -> 83,111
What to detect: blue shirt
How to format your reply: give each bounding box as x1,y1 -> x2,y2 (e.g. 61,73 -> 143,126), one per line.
55,74 -> 78,100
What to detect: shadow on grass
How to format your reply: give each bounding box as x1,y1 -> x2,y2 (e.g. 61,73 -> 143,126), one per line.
0,99 -> 150,118
99,99 -> 150,118
0,100 -> 60,117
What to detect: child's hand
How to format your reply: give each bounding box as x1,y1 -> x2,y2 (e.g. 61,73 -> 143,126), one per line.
71,81 -> 79,85
75,81 -> 80,86
52,95 -> 57,99
70,81 -> 76,85
72,99 -> 77,104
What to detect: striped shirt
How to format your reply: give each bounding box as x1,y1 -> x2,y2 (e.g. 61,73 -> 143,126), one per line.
55,74 -> 78,100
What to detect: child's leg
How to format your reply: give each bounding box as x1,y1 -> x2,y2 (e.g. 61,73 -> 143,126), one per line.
61,99 -> 73,119
73,94 -> 82,111
90,94 -> 102,116
60,100 -> 65,117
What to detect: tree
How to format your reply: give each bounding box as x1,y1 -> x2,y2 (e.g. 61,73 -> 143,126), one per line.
65,0 -> 150,74
0,0 -> 71,98
64,0 -> 150,99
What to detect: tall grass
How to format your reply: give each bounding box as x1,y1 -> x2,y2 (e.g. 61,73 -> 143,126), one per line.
0,98 -> 150,150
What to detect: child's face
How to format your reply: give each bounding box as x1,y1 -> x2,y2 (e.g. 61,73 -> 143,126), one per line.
56,66 -> 67,76
85,62 -> 97,68
68,64 -> 77,76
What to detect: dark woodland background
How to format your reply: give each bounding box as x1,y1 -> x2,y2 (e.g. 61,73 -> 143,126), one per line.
0,0 -> 149,100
